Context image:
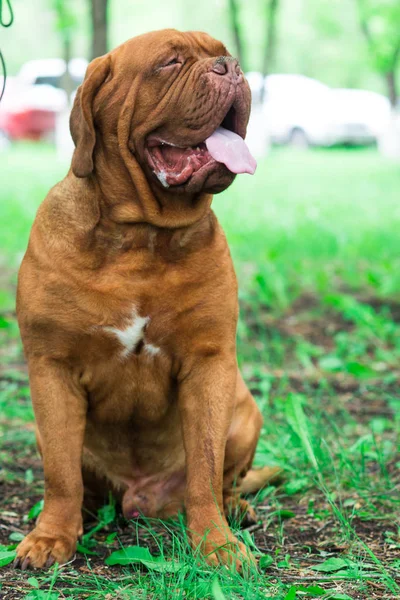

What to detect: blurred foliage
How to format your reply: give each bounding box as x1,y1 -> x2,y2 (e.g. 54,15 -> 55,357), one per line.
357,0 -> 400,73
52,0 -> 77,35
1,0 -> 399,98
356,0 -> 400,104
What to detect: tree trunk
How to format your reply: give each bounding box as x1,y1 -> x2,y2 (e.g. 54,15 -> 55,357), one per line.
59,34 -> 75,99
260,0 -> 279,103
262,0 -> 279,77
91,0 -> 109,60
356,0 -> 400,109
227,0 -> 245,71
385,71 -> 398,109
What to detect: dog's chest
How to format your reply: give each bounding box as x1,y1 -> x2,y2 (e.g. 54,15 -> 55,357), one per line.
83,306 -> 174,425
103,308 -> 160,358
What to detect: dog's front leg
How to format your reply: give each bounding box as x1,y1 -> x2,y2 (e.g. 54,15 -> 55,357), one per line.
179,354 -> 255,570
14,358 -> 86,569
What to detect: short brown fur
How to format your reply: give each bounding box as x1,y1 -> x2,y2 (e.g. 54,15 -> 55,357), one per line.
15,29 -> 279,571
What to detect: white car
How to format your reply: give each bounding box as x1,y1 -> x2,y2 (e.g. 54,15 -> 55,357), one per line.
17,58 -> 88,89
327,88 -> 391,145
247,73 -> 391,147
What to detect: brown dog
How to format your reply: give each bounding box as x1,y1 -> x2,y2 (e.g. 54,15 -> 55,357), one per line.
15,29 -> 277,571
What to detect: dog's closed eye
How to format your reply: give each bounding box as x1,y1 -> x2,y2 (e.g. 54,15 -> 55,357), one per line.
162,57 -> 183,68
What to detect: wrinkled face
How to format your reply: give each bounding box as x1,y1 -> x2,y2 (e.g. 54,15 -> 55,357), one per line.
125,30 -> 254,195
71,30 -> 255,197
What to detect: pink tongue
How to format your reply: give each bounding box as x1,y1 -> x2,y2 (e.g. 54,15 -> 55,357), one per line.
205,127 -> 257,175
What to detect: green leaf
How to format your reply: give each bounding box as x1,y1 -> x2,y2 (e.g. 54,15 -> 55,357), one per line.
295,585 -> 326,596
82,500 -> 117,544
76,543 -> 99,556
142,558 -> 187,573
284,477 -> 309,495
240,529 -> 259,550
319,356 -> 343,372
259,554 -> 273,569
345,362 -> 376,379
311,557 -> 349,572
0,548 -> 16,567
105,545 -> 154,565
105,544 -> 186,573
9,532 -> 24,542
275,509 -> 295,519
25,469 -> 34,485
27,577 -> 40,589
80,536 -> 97,550
211,578 -> 227,600
28,499 -> 44,520
105,532 -> 117,544
25,592 -> 59,600
98,502 -> 116,525
0,315 -> 11,329
276,553 -> 291,568
283,587 -> 297,600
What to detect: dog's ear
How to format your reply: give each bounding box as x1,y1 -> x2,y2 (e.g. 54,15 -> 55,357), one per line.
70,54 -> 111,178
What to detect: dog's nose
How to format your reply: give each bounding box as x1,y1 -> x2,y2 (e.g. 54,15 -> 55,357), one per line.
211,57 -> 241,79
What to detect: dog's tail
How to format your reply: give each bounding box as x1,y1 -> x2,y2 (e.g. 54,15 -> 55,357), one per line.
240,466 -> 282,494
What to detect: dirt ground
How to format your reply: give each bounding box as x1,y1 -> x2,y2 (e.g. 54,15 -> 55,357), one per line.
1,442 -> 399,599
1,301 -> 400,599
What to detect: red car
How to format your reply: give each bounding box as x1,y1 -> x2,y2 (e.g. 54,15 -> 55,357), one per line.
0,59 -> 86,142
0,77 -> 67,141
0,107 -> 56,140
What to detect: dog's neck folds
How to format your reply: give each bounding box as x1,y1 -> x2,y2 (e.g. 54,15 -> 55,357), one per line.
93,146 -> 213,230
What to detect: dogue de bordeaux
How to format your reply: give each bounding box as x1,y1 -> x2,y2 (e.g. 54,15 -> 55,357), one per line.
15,29 -> 279,571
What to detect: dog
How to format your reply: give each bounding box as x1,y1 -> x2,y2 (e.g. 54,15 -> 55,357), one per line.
15,29 -> 278,571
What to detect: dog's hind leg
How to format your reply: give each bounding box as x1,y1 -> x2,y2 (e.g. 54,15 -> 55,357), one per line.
223,372 -> 281,524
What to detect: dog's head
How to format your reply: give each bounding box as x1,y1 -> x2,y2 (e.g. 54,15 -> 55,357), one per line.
70,29 -> 255,207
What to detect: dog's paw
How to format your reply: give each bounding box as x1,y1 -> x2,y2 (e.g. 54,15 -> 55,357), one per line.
203,537 -> 256,572
190,524 -> 256,572
13,527 -> 77,569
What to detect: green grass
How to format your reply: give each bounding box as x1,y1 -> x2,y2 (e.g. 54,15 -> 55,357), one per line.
1,144 -> 400,309
0,143 -> 399,599
216,147 -> 400,308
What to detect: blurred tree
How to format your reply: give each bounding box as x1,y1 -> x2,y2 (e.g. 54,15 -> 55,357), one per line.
261,0 -> 279,76
228,0 -> 246,69
356,0 -> 400,107
53,0 -> 77,97
260,0 -> 280,101
91,0 -> 108,59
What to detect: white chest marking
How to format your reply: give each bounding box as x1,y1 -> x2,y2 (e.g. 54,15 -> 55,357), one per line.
105,310 -> 150,358
144,343 -> 161,356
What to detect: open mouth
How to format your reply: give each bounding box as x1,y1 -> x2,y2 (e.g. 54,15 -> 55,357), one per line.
145,105 -> 256,188
146,140 -> 213,187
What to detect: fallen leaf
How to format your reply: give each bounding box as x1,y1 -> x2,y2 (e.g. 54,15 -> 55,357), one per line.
311,557 -> 349,572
